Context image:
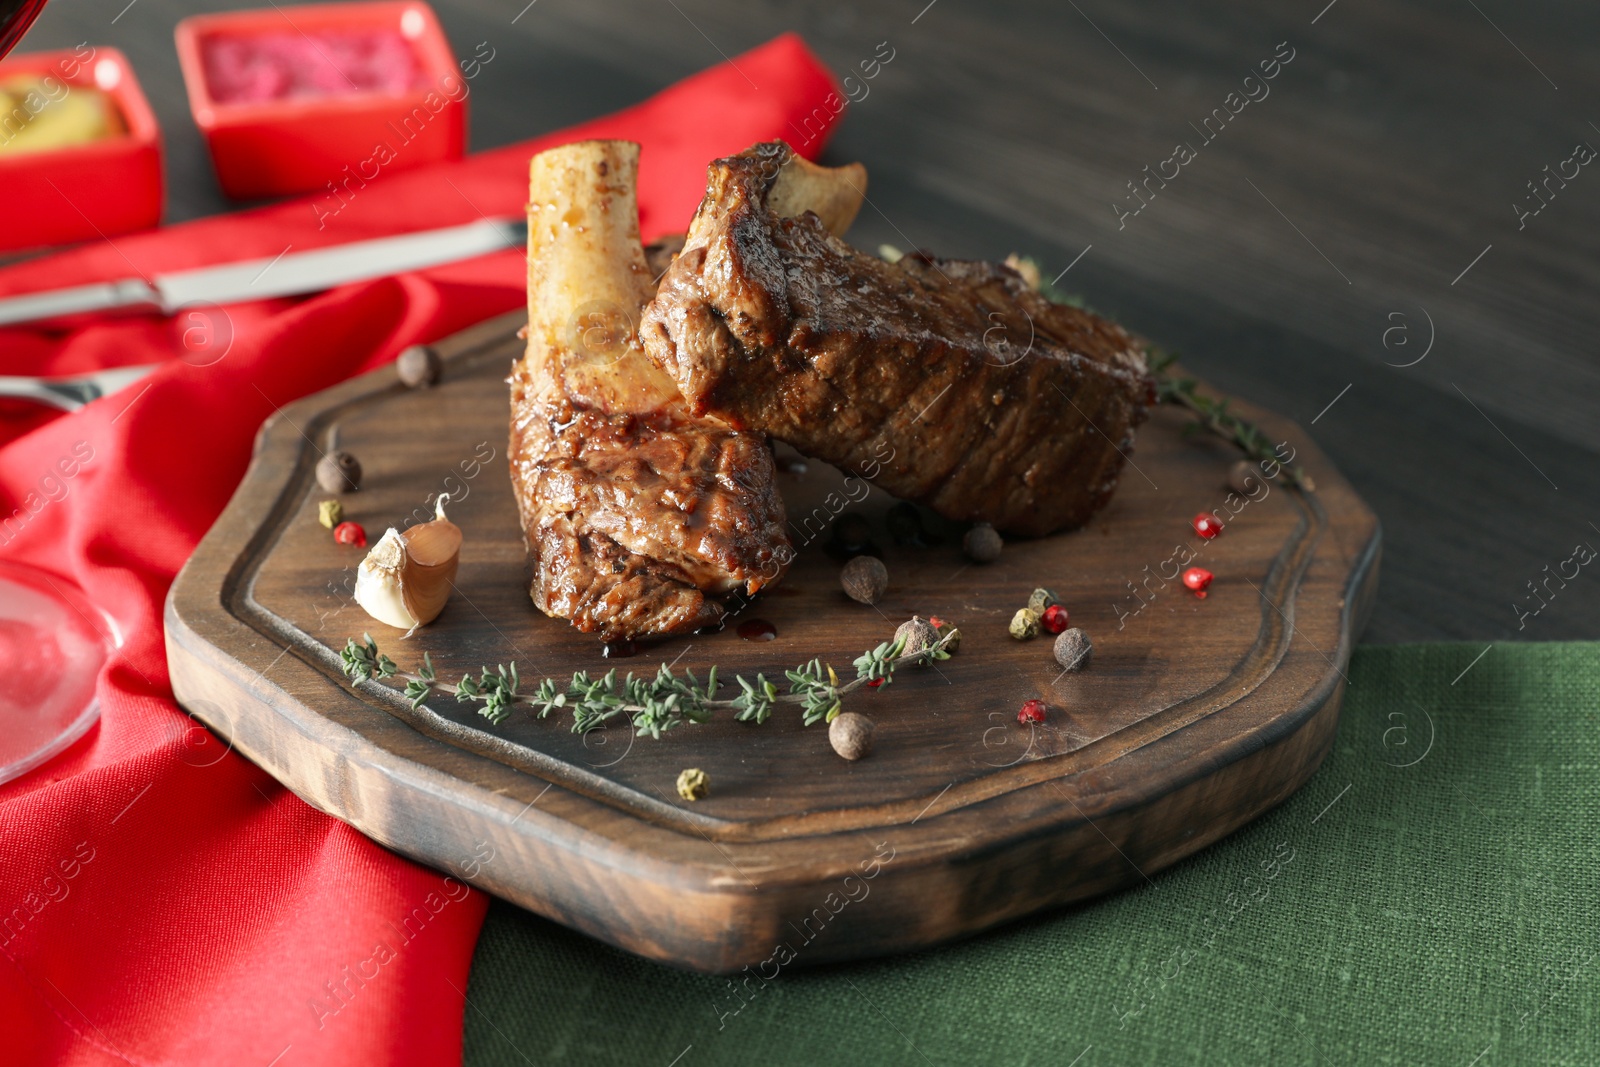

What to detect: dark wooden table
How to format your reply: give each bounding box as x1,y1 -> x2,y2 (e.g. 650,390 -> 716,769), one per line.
18,0 -> 1599,643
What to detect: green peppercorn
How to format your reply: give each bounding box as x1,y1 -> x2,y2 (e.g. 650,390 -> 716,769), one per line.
938,626 -> 962,654
676,768 -> 709,801
1009,607 -> 1041,640
318,499 -> 344,529
1027,587 -> 1058,614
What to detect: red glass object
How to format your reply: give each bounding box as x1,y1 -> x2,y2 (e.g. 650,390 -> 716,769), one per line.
0,46 -> 163,253
1182,566 -> 1213,597
0,0 -> 49,60
1041,603 -> 1069,634
175,2 -> 466,200
1192,512 -> 1224,539
1017,699 -> 1047,724
333,520 -> 366,547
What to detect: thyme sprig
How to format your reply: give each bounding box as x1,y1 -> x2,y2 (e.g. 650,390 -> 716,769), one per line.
1143,347 -> 1313,489
338,628 -> 958,736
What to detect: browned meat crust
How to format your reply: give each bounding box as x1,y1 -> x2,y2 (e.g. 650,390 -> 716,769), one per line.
641,143 -> 1156,537
509,390 -> 791,638
511,141 -> 790,639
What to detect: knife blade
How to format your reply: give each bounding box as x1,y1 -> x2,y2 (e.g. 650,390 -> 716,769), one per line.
0,217 -> 526,328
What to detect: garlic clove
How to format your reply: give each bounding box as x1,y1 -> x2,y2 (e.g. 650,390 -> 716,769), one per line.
402,511 -> 462,567
354,528 -> 420,630
353,495 -> 463,633
397,509 -> 461,627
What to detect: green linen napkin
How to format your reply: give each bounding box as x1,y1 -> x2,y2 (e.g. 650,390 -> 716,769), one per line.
464,642 -> 1599,1066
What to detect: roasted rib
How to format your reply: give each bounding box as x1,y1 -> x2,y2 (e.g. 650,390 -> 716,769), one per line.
642,142 -> 1156,537
509,141 -> 791,638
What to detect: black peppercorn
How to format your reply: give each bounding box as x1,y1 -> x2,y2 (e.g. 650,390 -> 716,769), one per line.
963,523 -> 1003,563
396,344 -> 442,388
316,450 -> 362,493
832,512 -> 873,553
1228,459 -> 1259,495
1053,627 -> 1093,671
886,501 -> 927,546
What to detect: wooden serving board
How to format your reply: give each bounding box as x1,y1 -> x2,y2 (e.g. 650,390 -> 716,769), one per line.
166,311 -> 1379,974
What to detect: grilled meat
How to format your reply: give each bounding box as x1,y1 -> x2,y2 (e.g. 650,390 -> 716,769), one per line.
641,142 -> 1156,537
509,141 -> 791,638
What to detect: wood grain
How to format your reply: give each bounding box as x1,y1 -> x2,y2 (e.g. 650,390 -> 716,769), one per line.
165,313 -> 1378,973
24,0 -> 1594,642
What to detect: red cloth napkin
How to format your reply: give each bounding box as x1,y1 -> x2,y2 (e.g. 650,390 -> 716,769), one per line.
0,35 -> 840,1066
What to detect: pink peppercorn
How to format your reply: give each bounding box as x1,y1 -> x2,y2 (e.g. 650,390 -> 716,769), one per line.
1017,699 -> 1047,724
334,521 -> 367,547
1182,567 -> 1213,598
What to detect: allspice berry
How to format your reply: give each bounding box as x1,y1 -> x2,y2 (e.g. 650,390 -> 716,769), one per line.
1009,607 -> 1041,640
894,616 -> 939,664
1053,627 -> 1093,671
841,555 -> 889,605
829,712 -> 874,760
316,450 -> 362,493
963,523 -> 1003,563
1027,587 -> 1059,614
676,768 -> 709,801
396,344 -> 442,388
1228,459 -> 1259,495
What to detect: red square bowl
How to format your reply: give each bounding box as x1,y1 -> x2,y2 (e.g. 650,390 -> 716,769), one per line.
0,47 -> 163,254
175,1 -> 466,201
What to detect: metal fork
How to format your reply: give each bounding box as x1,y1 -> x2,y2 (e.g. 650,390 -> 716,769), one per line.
0,364 -> 160,412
